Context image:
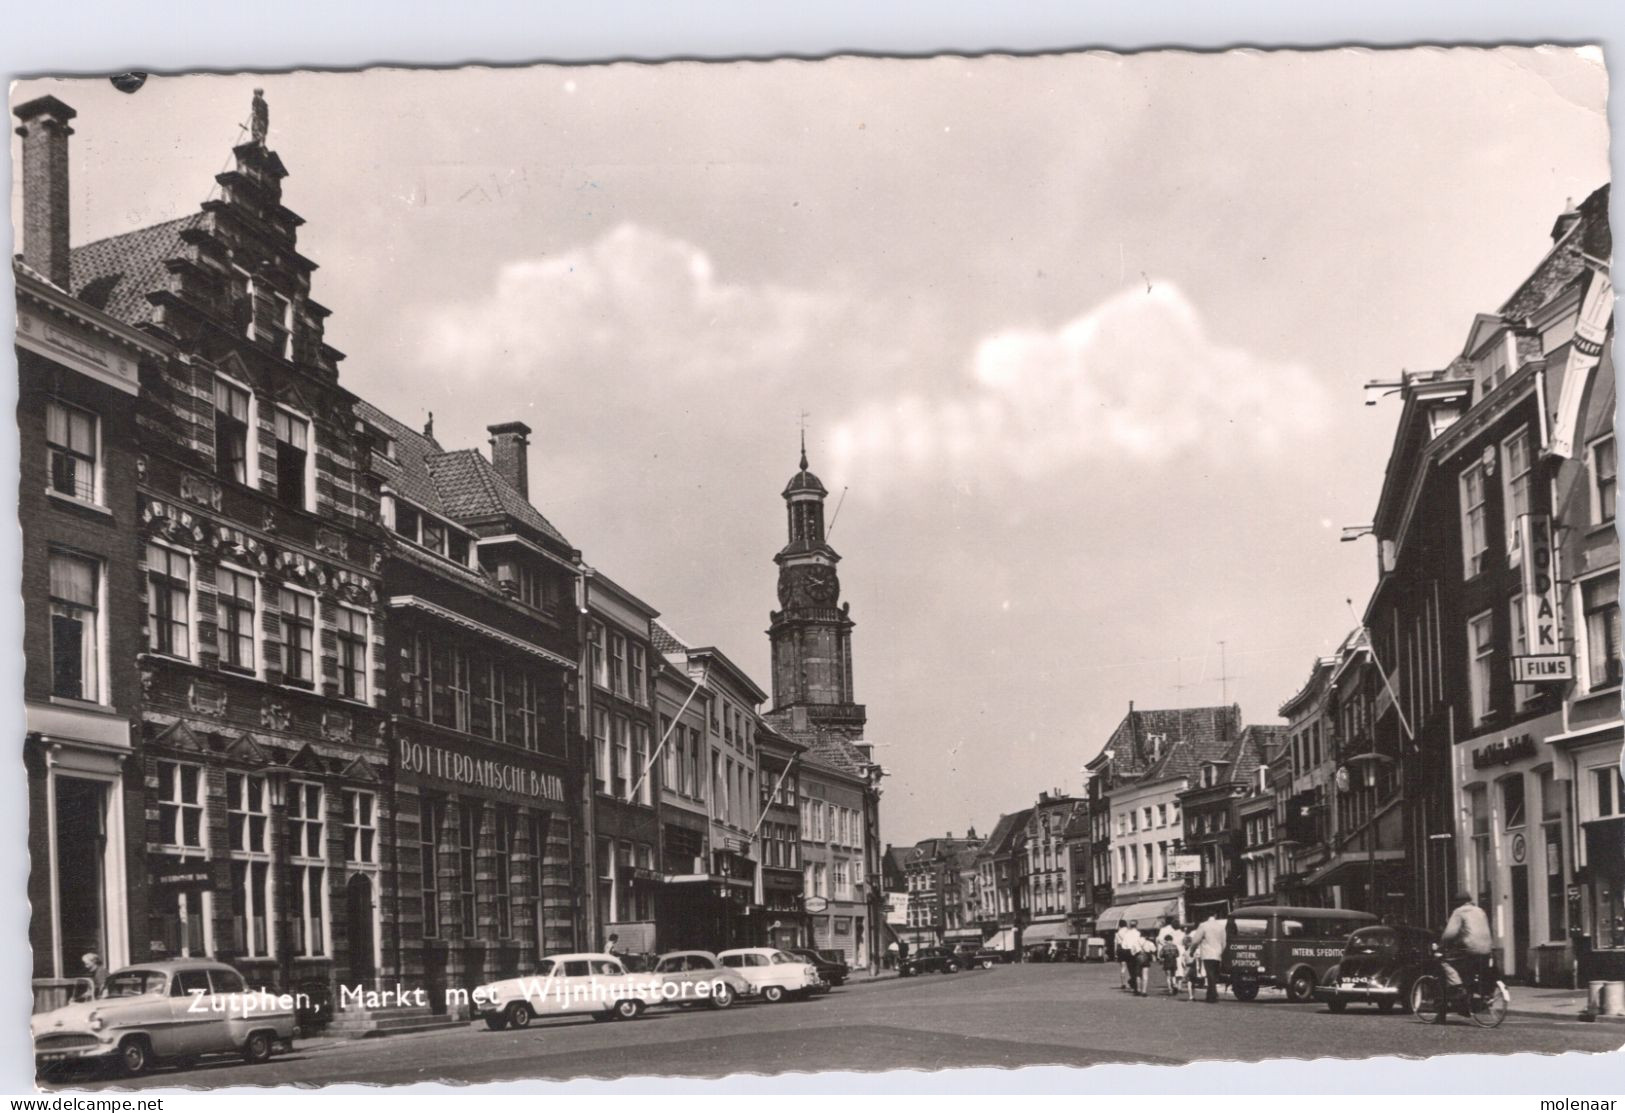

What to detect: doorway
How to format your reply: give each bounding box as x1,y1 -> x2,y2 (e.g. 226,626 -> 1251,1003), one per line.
346,873 -> 377,988
54,777 -> 107,973
1510,864 -> 1531,980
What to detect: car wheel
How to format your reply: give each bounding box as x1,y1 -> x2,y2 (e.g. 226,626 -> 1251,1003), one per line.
612,998 -> 643,1020
1231,980 -> 1259,1002
1286,969 -> 1316,1004
1326,998 -> 1347,1014
710,984 -> 736,1010
762,985 -> 786,1003
507,1001 -> 533,1029
484,1014 -> 510,1031
242,1030 -> 273,1065
118,1037 -> 152,1078
981,959 -> 993,970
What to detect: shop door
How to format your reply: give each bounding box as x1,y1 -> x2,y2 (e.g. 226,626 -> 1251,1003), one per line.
1509,864 -> 1531,979
346,874 -> 377,988
54,777 -> 107,974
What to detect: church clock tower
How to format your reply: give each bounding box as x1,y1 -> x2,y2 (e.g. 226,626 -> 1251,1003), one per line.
767,437 -> 866,738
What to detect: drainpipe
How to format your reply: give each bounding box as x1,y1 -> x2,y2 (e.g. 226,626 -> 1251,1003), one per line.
576,561 -> 597,952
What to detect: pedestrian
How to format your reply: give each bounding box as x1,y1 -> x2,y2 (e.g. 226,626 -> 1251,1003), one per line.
1156,918 -> 1187,996
78,952 -> 107,1000
1135,932 -> 1157,996
1188,912 -> 1228,1003
1113,920 -> 1132,991
604,932 -> 621,957
1120,919 -> 1146,995
1182,921 -> 1201,1000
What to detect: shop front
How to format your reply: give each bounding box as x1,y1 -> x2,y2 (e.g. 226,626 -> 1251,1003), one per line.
1551,718 -> 1624,983
1455,711 -> 1574,984
396,729 -> 576,1007
26,703 -> 137,1006
811,901 -> 866,965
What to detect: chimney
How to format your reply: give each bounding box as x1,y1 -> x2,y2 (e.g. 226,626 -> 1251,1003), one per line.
487,421 -> 532,498
14,95 -> 77,290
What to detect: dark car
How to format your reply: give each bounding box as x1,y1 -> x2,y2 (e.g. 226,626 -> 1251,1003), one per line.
953,943 -> 1005,970
785,948 -> 848,988
899,946 -> 960,976
1313,924 -> 1438,1014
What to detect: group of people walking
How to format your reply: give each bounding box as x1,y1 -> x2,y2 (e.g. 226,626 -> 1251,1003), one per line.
1113,913 -> 1228,1002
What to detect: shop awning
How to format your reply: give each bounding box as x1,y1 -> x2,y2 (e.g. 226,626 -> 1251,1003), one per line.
987,929 -> 1016,952
1021,920 -> 1071,944
1098,897 -> 1181,930
1305,850 -> 1405,888
944,929 -> 983,943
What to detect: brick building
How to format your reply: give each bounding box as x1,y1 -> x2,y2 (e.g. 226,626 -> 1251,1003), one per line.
67,93 -> 393,1009
17,95 -> 171,992
360,403 -> 582,1009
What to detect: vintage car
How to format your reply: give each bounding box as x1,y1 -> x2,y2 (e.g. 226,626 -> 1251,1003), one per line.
474,952 -> 656,1030
784,947 -> 849,988
899,945 -> 961,976
716,948 -> 820,1002
1221,905 -> 1379,1002
1314,924 -> 1438,1014
648,951 -> 753,1009
32,960 -> 296,1078
953,943 -> 1005,970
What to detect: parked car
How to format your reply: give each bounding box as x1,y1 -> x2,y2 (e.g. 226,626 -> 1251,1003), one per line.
474,952 -> 654,1030
32,960 -> 297,1078
1085,936 -> 1109,962
899,945 -> 961,976
649,951 -> 753,1009
1022,942 -> 1053,963
717,948 -> 820,1002
1221,906 -> 1380,1002
1313,925 -> 1438,1014
784,947 -> 848,988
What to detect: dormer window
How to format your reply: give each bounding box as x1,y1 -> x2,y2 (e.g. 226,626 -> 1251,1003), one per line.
1201,764 -> 1217,788
390,499 -> 474,567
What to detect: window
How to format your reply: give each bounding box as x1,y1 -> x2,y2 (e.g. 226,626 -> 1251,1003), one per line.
592,709 -> 610,793
528,814 -> 550,954
1468,611 -> 1495,724
1583,574 -> 1620,689
146,544 -> 192,660
344,790 -> 377,865
1502,429 -> 1532,558
46,400 -> 98,502
493,811 -> 513,939
1542,770 -> 1565,942
613,717 -> 631,800
274,409 -> 310,510
1470,788 -> 1491,907
609,633 -> 626,695
332,605 -> 368,701
1510,594 -> 1535,710
213,378 -> 252,486
632,723 -> 652,806
513,672 -> 542,751
227,773 -> 272,957
393,501 -> 421,544
1592,765 -> 1622,819
420,797 -> 442,938
1501,774 -> 1526,830
288,781 -> 326,957
279,587 -> 315,687
687,728 -> 701,798
629,645 -> 646,704
459,803 -> 480,937
1592,436 -> 1617,525
589,622 -> 607,688
216,567 -> 257,674
48,551 -> 100,701
1461,463 -> 1489,578
157,761 -> 204,849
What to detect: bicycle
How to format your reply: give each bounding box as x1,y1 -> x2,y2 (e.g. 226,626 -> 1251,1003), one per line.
1409,948 -> 1509,1028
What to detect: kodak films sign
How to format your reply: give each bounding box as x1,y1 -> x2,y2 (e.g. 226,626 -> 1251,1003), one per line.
1518,514 -> 1566,672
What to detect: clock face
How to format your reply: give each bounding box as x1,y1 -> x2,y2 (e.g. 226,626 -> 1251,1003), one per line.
805,565 -> 838,604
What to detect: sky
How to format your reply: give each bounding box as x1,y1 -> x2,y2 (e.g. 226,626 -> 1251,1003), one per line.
10,48 -> 1610,847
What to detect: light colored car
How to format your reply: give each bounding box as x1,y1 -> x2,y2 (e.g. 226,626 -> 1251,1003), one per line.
32,960 -> 297,1078
474,952 -> 658,1030
716,947 -> 820,1003
649,950 -> 753,1010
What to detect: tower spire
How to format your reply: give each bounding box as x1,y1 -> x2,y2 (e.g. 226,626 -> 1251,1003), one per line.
799,410 -> 810,471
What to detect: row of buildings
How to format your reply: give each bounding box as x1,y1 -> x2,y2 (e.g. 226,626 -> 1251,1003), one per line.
17,91 -> 887,1020
887,184 -> 1620,989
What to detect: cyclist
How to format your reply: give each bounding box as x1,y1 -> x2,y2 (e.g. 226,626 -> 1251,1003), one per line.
1435,891 -> 1493,1024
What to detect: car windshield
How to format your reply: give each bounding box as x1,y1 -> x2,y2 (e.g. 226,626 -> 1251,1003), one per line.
101,971 -> 167,998
770,951 -> 798,964
655,957 -> 685,973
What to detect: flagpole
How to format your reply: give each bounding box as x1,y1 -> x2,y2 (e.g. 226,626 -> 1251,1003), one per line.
627,665 -> 707,805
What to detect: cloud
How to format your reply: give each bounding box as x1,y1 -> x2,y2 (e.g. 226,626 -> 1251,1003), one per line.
830,280 -> 1330,490
417,222 -> 851,391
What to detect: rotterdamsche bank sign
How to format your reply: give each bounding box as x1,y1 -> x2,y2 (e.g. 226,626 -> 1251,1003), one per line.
399,736 -> 566,807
